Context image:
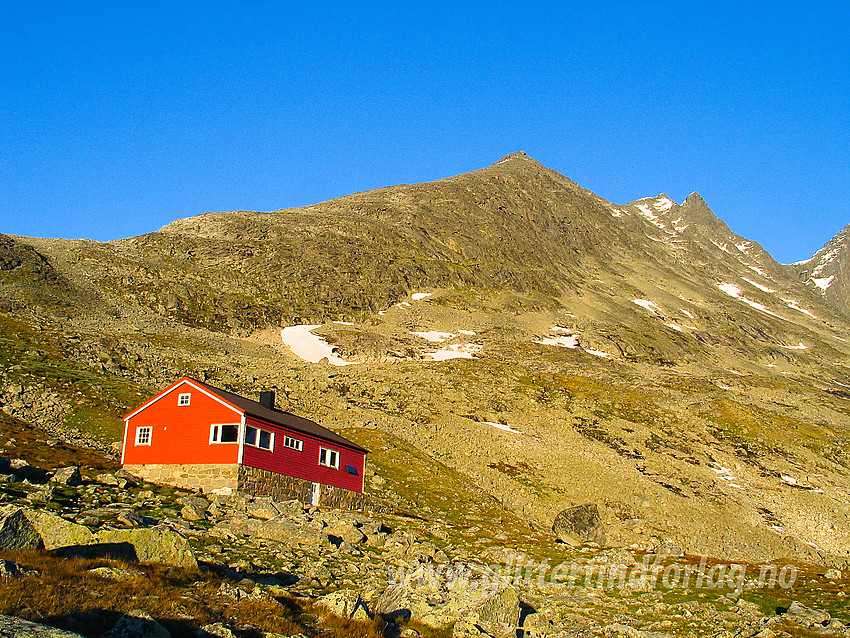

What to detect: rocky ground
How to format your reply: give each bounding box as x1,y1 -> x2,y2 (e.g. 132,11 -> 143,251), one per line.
0,432 -> 847,638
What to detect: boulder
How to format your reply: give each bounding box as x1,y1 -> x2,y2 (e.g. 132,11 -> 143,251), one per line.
325,522 -> 366,545
477,587 -> 520,638
0,506 -> 44,551
96,473 -> 120,486
23,509 -> 94,550
181,504 -> 206,521
87,566 -> 146,580
177,496 -> 210,511
246,497 -> 279,520
0,615 -> 86,637
316,589 -> 370,619
784,601 -> 831,627
50,466 -> 82,487
116,509 -> 145,527
196,624 -> 236,638
253,517 -> 324,546
102,610 -> 170,638
97,526 -> 197,568
552,503 -> 606,546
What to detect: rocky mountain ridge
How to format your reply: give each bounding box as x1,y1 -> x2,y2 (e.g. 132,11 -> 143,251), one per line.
789,222 -> 850,316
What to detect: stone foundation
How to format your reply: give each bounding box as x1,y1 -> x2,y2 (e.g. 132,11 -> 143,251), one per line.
238,466 -> 393,513
123,463 -> 393,513
123,464 -> 238,493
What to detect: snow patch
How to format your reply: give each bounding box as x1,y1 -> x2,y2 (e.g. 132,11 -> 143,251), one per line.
746,264 -> 773,279
585,348 -> 616,359
536,335 -> 579,348
458,329 -> 477,335
811,275 -> 835,291
716,283 -> 781,318
482,421 -> 522,434
664,323 -> 685,333
411,292 -> 432,301
632,299 -> 663,315
777,342 -> 808,350
679,308 -> 695,319
741,277 -> 776,293
395,302 -> 412,309
333,321 -> 355,326
735,241 -> 753,255
281,325 -> 359,366
425,343 -> 483,361
780,475 -> 798,486
411,331 -> 455,343
781,298 -> 817,318
635,204 -> 668,231
710,240 -> 731,254
811,247 -> 841,276
652,196 -> 675,212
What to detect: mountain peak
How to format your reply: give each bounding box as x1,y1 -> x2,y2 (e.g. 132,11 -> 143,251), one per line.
493,151 -> 532,165
684,191 -> 706,206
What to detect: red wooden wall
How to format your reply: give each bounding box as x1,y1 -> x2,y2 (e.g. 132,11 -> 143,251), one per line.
241,415 -> 366,493
123,381 -> 241,466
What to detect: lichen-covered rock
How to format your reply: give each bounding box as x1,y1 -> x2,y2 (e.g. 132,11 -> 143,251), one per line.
102,610 -> 170,638
552,503 -> 606,546
0,615 -> 86,637
97,526 -> 197,568
0,506 -> 44,551
477,587 -> 520,637
24,509 -> 94,550
316,589 -> 370,619
50,466 -> 82,487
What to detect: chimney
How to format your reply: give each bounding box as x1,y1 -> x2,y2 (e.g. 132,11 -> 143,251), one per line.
259,391 -> 275,410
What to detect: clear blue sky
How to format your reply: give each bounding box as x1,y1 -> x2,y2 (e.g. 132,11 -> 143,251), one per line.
1,2 -> 848,263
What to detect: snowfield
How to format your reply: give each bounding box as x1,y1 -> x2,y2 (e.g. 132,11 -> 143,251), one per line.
280,325 -> 358,366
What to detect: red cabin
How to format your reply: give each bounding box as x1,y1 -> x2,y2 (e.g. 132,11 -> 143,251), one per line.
121,377 -> 367,504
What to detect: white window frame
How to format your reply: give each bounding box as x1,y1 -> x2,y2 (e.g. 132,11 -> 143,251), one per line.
244,425 -> 275,451
283,435 -> 303,452
210,423 -> 239,444
135,426 -> 152,446
178,393 -> 191,406
318,446 -> 339,469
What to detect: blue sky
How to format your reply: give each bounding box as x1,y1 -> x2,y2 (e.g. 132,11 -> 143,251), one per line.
1,2 -> 848,263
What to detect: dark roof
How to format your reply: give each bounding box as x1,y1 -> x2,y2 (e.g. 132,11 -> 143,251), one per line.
190,378 -> 368,454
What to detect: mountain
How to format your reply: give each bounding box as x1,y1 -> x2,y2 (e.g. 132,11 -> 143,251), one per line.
789,222 -> 850,315
2,152 -> 850,574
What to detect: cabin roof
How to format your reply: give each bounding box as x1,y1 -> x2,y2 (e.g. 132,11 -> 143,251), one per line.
189,378 -> 369,454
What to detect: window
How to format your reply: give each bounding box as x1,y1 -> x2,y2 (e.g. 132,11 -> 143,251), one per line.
319,447 -> 339,469
244,425 -> 274,451
178,393 -> 191,406
210,424 -> 239,443
346,464 -> 359,476
283,436 -> 303,451
135,426 -> 152,446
